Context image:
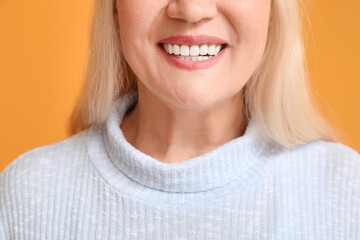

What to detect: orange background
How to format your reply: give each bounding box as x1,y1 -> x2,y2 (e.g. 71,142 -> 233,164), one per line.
1,0 -> 359,172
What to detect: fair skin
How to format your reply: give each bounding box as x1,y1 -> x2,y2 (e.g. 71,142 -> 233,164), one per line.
114,0 -> 271,163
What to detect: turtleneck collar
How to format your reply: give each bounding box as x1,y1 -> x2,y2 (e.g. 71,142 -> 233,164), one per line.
97,90 -> 276,194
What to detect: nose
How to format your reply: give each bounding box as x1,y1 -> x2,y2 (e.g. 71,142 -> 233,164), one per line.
167,0 -> 217,23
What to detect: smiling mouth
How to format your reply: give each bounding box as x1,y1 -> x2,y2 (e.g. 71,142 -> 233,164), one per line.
158,43 -> 228,61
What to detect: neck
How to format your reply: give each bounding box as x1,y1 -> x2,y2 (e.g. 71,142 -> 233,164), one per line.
120,88 -> 247,164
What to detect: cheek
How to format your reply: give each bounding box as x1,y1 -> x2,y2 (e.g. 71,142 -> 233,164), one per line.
116,0 -> 159,77
223,1 -> 270,83
233,1 -> 270,58
235,1 -> 270,44
117,0 -> 148,28
118,2 -> 146,46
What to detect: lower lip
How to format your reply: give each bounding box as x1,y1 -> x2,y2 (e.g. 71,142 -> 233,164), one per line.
158,45 -> 226,70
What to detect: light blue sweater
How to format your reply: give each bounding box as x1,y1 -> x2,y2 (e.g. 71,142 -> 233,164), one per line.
1,90 -> 360,239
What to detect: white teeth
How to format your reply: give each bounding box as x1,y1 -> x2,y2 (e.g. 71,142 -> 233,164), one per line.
168,44 -> 173,54
180,45 -> 190,56
208,44 -> 216,55
189,45 -> 200,56
215,45 -> 221,54
173,55 -> 215,61
199,45 -> 208,56
162,43 -> 224,59
173,44 -> 180,55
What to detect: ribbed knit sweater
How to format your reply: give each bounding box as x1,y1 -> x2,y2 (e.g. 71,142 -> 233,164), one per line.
1,90 -> 360,239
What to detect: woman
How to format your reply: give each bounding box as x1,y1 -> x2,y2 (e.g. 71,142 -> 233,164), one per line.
1,0 -> 359,239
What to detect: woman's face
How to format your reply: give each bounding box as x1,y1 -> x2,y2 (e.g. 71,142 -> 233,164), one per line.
115,0 -> 271,109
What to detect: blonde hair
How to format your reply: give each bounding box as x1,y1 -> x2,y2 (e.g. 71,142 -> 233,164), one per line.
68,0 -> 339,148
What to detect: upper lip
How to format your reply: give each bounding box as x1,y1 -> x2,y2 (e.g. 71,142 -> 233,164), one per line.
158,35 -> 228,46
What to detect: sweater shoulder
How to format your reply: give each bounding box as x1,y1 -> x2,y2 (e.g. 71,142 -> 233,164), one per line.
0,127 -> 99,237
281,140 -> 360,184
0,127 -> 95,197
1,128 -> 91,175
292,140 -> 360,165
